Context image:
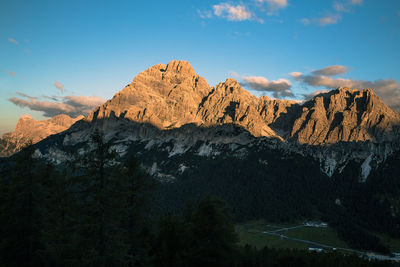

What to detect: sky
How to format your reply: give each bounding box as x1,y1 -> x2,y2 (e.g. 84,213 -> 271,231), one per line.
1,0 -> 400,135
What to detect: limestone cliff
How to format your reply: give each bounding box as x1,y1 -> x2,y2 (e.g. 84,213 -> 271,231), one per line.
86,60 -> 400,145
0,114 -> 83,157
290,88 -> 400,144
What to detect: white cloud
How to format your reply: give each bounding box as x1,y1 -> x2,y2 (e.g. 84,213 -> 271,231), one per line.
54,81 -> 64,93
257,0 -> 288,15
290,72 -> 303,78
242,76 -> 293,98
197,9 -> 213,19
212,3 -> 253,21
8,38 -> 18,45
230,71 -> 240,78
300,18 -> 310,25
318,14 -> 341,26
312,65 -> 347,76
9,93 -> 105,118
333,2 -> 349,12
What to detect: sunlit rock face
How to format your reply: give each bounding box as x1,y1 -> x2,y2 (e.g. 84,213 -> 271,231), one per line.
85,60 -> 302,140
290,87 -> 400,144
85,60 -> 400,145
0,114 -> 83,157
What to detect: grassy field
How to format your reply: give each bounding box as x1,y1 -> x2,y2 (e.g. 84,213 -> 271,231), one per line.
377,234 -> 400,253
236,220 -> 349,250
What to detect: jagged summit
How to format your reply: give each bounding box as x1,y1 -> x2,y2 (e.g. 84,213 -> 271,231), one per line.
290,86 -> 400,144
0,114 -> 83,157
85,60 -> 399,144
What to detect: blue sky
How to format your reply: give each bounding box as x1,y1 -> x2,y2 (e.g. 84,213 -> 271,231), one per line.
1,0 -> 400,134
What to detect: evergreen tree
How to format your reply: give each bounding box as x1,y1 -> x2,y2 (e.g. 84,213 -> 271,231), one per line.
119,155 -> 155,266
71,129 -> 128,266
185,195 -> 239,267
0,143 -> 49,267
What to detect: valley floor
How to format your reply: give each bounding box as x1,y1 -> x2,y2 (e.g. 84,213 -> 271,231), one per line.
236,220 -> 400,262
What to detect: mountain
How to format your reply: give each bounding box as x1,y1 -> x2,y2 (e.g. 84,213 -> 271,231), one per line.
4,60 -> 400,177
0,114 -> 83,157
34,60 -> 395,178
3,60 -> 400,252
80,60 -> 400,144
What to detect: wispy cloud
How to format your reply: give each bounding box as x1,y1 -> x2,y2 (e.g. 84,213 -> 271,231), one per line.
301,14 -> 341,26
54,81 -> 64,93
350,0 -> 363,5
302,89 -> 330,100
256,0 -> 288,16
333,2 -> 350,12
302,0 -> 362,26
300,18 -> 310,25
318,14 -> 341,26
197,9 -> 213,19
8,38 -> 18,45
292,66 -> 400,112
212,2 -> 254,21
199,2 -> 263,23
8,93 -> 105,118
241,76 -> 293,98
311,65 -> 347,76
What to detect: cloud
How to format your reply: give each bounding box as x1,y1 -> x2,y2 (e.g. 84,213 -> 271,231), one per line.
333,0 -> 362,12
8,38 -> 18,45
290,72 -> 303,78
303,0 -> 362,27
54,81 -> 64,93
197,9 -> 213,19
9,71 -> 16,77
212,3 -> 253,21
350,0 -> 362,5
292,69 -> 400,113
16,92 -> 37,100
311,65 -> 347,76
8,93 -> 105,118
302,89 -> 330,100
333,2 -> 350,12
256,0 -> 288,15
300,18 -> 310,25
301,14 -> 341,26
241,76 -> 293,98
229,71 -> 240,78
318,14 -> 341,25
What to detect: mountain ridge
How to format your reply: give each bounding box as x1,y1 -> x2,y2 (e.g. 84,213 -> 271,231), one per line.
85,60 -> 400,144
2,60 -> 400,181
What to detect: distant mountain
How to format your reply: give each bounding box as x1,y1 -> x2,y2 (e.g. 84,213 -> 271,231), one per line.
0,114 -> 83,157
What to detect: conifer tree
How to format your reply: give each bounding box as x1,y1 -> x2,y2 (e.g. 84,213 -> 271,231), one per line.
0,143 -> 49,267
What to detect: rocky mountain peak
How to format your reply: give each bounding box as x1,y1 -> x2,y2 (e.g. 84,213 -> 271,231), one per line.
290,87 -> 400,144
83,60 -> 400,145
164,60 -> 195,77
0,114 -> 83,157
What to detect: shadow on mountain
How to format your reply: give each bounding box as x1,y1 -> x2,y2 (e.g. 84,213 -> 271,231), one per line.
1,114 -> 400,255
